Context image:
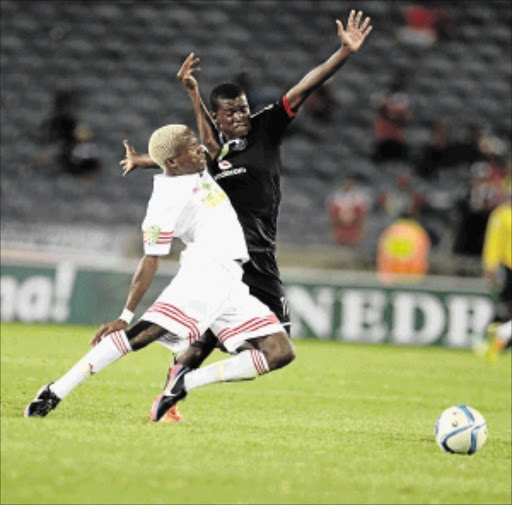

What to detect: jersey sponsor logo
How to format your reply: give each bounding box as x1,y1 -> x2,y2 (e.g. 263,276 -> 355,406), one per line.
201,183 -> 228,209
218,160 -> 232,170
214,167 -> 247,180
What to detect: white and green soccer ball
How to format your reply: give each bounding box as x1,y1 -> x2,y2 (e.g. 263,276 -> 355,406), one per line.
434,406 -> 488,455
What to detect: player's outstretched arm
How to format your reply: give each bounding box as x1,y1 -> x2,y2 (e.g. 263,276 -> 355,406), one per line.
285,9 -> 373,113
120,139 -> 158,176
177,53 -> 220,158
90,255 -> 160,345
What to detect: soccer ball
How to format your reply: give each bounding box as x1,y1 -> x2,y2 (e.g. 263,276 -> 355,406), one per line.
434,406 -> 488,455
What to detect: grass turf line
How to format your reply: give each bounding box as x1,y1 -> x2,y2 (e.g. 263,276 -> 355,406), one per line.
1,322 -> 511,504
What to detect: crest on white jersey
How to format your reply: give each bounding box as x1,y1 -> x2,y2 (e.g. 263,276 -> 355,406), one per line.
144,225 -> 161,245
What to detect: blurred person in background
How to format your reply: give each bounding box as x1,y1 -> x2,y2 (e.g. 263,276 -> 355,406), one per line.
397,4 -> 452,48
376,212 -> 431,284
41,89 -> 76,168
120,10 -> 373,422
481,175 -> 512,363
477,135 -> 509,202
443,122 -> 486,167
327,175 -> 371,246
376,172 -> 426,221
40,89 -> 101,179
452,161 -> 502,257
415,119 -> 449,180
371,74 -> 411,164
67,124 -> 102,180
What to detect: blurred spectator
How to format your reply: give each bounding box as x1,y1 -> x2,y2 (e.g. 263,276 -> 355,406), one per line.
452,162 -> 501,257
40,89 -> 101,178
327,176 -> 371,246
67,124 -> 101,179
478,134 -> 509,197
443,122 -> 485,166
371,76 -> 411,163
416,122 -> 504,179
377,173 -> 426,221
41,89 -> 77,170
303,82 -> 336,123
376,216 -> 431,284
397,4 -> 453,48
415,119 -> 449,179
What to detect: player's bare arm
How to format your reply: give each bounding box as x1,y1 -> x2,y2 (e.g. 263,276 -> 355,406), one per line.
285,9 -> 372,112
120,139 -> 158,176
178,53 -> 220,158
90,255 -> 160,345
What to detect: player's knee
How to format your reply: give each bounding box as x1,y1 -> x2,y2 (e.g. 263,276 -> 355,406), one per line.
279,335 -> 296,367
263,331 -> 296,370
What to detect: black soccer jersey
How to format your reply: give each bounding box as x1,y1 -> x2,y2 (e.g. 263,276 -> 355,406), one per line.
208,96 -> 296,253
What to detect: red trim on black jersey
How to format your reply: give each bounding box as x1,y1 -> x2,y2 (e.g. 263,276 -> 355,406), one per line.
282,95 -> 297,118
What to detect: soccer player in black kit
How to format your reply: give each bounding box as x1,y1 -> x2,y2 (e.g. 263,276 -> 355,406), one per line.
120,9 -> 373,421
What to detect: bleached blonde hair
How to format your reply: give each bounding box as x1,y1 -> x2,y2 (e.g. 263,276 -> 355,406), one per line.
148,124 -> 190,169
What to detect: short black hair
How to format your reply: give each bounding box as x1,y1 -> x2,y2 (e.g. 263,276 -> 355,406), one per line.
209,82 -> 245,112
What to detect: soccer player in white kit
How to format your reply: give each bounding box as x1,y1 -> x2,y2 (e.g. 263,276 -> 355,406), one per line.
24,124 -> 295,419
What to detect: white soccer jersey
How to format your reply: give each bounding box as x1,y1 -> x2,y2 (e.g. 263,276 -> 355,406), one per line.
141,170 -> 249,263
139,169 -> 284,353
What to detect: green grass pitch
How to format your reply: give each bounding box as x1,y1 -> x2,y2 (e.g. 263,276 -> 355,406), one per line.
1,322 -> 511,505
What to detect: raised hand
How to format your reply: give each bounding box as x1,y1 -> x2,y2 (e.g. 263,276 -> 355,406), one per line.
120,139 -> 138,176
177,52 -> 201,90
336,9 -> 372,53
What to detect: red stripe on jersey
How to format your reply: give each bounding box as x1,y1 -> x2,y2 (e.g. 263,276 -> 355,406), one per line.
143,231 -> 174,245
218,317 -> 261,341
218,314 -> 280,343
147,303 -> 200,341
218,314 -> 280,340
147,305 -> 199,342
282,95 -> 297,118
151,302 -> 198,324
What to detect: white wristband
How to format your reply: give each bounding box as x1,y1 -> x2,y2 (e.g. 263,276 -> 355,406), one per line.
119,308 -> 134,324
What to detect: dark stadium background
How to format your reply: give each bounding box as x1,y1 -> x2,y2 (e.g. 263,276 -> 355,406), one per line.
2,0 -> 510,274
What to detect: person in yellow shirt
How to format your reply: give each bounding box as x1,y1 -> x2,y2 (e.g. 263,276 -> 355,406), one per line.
482,182 -> 512,362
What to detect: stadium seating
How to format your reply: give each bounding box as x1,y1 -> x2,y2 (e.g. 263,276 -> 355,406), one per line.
1,0 -> 510,266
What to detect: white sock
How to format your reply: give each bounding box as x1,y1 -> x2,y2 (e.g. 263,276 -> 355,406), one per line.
182,349 -> 269,393
50,331 -> 132,399
497,320 -> 512,341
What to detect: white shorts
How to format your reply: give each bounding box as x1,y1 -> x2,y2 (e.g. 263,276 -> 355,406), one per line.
141,251 -> 284,353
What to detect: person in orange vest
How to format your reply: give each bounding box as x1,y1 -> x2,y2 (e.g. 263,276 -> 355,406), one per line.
377,215 -> 430,283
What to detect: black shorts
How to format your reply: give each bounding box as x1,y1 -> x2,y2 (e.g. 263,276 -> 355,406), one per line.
193,251 -> 291,352
242,251 -> 290,330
